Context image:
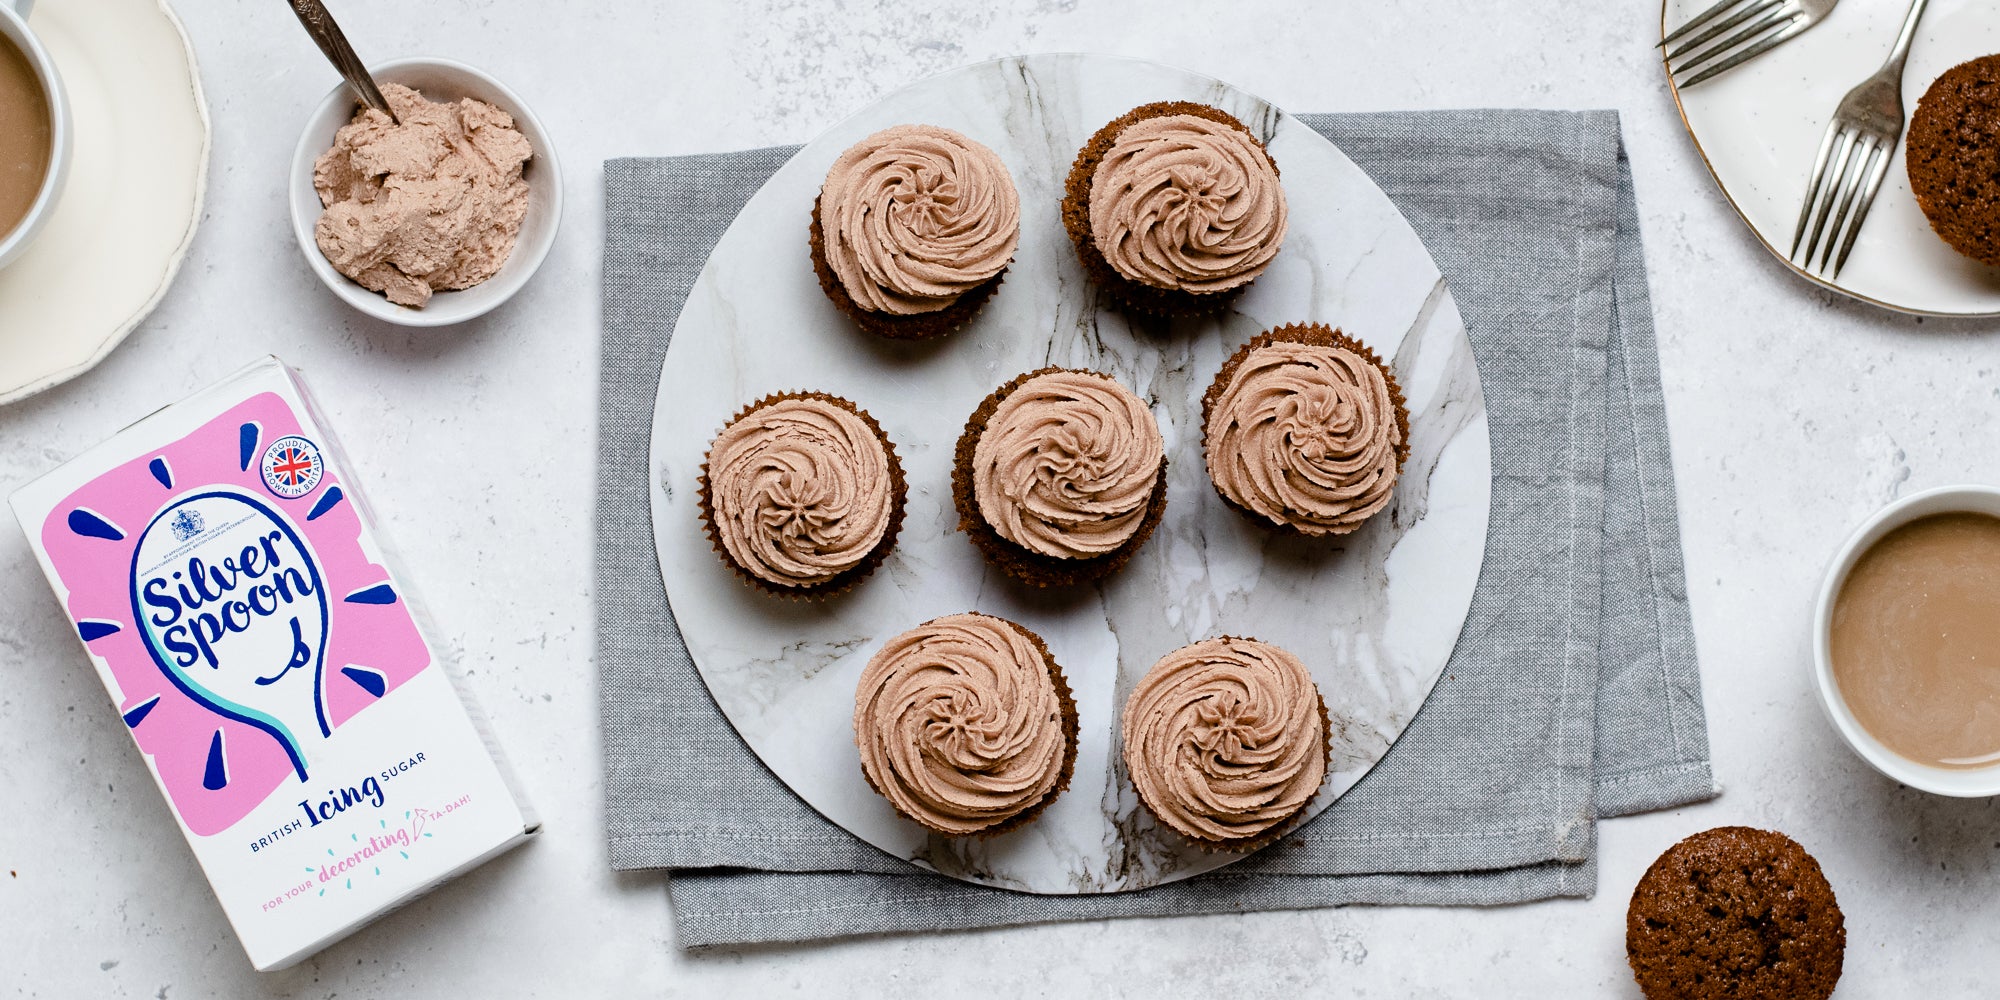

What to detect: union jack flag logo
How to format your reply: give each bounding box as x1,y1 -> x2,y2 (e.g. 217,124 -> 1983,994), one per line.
260,435 -> 325,499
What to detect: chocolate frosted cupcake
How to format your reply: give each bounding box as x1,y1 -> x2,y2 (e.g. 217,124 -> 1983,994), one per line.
1907,55 -> 2000,266
1122,637 -> 1329,850
698,392 -> 905,597
853,612 -> 1078,836
810,124 -> 1021,339
1202,324 -> 1409,536
1627,827 -> 1845,1000
1062,101 -> 1288,316
952,368 -> 1168,587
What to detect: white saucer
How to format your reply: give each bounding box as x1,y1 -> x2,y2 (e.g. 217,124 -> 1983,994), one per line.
0,0 -> 208,405
1664,0 -> 2000,316
648,54 -> 1491,894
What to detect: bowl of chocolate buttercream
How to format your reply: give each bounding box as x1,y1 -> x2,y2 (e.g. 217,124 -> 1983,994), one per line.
289,56 -> 561,327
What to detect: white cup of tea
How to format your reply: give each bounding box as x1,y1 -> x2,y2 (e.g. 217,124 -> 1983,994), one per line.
0,0 -> 70,270
1812,484 -> 2000,797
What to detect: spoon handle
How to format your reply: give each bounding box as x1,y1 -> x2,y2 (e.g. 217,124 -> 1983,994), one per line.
287,0 -> 398,123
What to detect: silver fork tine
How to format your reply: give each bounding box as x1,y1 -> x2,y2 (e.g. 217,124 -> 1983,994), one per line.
1672,6 -> 1800,82
1829,144 -> 1893,277
1777,0 -> 1929,280
1790,122 -> 1842,256
1665,0 -> 1783,61
1817,135 -> 1879,270
1678,17 -> 1811,88
1663,0 -> 1836,88
1662,0 -> 1754,47
1799,130 -> 1858,266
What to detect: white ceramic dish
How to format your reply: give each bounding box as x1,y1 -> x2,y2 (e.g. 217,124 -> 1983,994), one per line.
0,0 -> 73,271
288,57 -> 561,328
1813,484 -> 2000,796
1664,0 -> 2000,316
649,53 -> 1492,894
0,0 -> 206,405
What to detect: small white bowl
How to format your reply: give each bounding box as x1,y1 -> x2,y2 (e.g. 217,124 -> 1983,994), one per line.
1812,484 -> 2000,797
289,57 -> 561,327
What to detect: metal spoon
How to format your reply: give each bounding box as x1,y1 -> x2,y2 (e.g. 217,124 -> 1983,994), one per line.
287,0 -> 398,123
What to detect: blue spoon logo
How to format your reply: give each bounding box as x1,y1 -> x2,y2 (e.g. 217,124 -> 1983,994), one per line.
128,488 -> 330,782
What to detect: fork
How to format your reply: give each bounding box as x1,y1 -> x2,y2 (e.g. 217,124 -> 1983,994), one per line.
1663,0 -> 1839,88
1789,0 -> 1932,279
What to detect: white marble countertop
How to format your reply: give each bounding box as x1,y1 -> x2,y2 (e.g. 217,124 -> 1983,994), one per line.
1,0 -> 1994,995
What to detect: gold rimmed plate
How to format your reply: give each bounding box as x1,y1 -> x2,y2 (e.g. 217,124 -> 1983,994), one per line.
1664,0 -> 2000,316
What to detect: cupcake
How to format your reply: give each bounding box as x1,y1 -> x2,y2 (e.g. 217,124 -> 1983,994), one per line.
698,392 -> 905,597
1627,827 -> 1845,1000
810,124 -> 1021,339
1062,101 -> 1288,316
1121,636 -> 1329,850
952,368 -> 1168,587
853,612 -> 1078,836
1202,323 -> 1408,536
1907,55 -> 2000,266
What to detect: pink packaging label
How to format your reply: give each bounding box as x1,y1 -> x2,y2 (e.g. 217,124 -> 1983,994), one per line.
12,358 -> 536,971
40,391 -> 432,835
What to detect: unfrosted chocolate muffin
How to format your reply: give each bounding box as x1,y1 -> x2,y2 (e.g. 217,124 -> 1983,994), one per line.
1908,54 -> 2000,266
1626,827 -> 1845,1000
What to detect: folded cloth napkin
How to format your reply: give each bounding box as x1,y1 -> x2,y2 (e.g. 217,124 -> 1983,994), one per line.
597,109 -> 1717,949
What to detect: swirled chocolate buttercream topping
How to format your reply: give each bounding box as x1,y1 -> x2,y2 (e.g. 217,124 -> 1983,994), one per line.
819,124 -> 1020,315
1205,332 -> 1404,536
972,370 -> 1165,560
1088,113 -> 1287,293
854,613 -> 1072,835
1122,636 -> 1327,845
702,395 -> 897,588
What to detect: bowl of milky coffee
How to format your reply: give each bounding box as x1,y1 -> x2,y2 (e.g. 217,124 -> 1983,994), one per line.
1816,485 -> 2000,796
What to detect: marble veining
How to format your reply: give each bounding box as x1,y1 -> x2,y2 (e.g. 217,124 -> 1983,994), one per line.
648,54 -> 1490,894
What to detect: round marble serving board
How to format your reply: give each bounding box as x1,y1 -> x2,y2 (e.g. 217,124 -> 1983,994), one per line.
648,53 -> 1490,894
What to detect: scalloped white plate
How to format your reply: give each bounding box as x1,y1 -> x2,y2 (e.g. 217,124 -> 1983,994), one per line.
0,0 -> 209,404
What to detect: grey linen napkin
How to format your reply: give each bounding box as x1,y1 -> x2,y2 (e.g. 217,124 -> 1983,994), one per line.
597,109 -> 1717,949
